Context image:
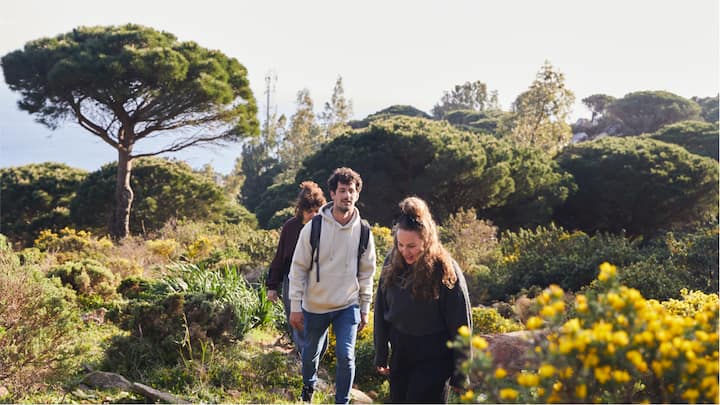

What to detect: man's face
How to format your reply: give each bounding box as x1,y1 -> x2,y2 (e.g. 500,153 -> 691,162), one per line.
330,181 -> 359,214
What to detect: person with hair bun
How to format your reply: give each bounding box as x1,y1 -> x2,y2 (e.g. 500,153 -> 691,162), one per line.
374,196 -> 472,403
266,181 -> 327,355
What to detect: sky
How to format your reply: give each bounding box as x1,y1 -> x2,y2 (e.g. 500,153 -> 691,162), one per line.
1,0 -> 718,174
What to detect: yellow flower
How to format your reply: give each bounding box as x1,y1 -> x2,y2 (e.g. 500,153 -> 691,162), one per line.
612,331 -> 629,346
538,364 -> 555,378
494,368 -> 507,379
549,284 -> 564,298
562,318 -> 581,333
499,388 -> 518,400
527,316 -> 544,330
517,372 -> 540,387
682,388 -> 700,404
613,370 -> 631,382
560,366 -> 574,378
594,365 -> 612,384
626,350 -> 648,373
460,390 -> 475,402
598,262 -> 617,281
575,293 -> 588,310
552,381 -> 563,392
471,336 -> 488,350
457,325 -> 470,337
540,305 -> 557,318
575,384 -> 587,399
552,300 -> 566,313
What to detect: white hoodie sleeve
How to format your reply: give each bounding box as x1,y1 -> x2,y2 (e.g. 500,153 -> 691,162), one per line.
288,221 -> 313,312
357,231 -> 377,314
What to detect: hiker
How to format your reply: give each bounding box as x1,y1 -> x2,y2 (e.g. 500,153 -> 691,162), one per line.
266,181 -> 327,356
288,167 -> 376,404
374,196 -> 472,404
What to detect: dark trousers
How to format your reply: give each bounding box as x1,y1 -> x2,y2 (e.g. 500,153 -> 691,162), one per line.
389,328 -> 454,404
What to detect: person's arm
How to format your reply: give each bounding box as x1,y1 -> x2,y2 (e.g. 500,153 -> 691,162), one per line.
288,222 -> 313,330
266,221 -> 290,298
373,277 -> 390,374
357,231 -> 377,329
443,261 -> 473,389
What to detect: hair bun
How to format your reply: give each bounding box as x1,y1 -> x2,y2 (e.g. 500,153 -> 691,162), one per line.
398,196 -> 431,222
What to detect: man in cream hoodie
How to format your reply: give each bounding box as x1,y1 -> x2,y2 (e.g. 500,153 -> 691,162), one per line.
289,167 -> 376,404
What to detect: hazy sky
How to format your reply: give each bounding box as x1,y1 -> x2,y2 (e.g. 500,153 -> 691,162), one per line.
1,0 -> 718,174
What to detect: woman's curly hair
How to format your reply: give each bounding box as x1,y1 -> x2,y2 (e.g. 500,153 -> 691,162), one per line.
381,196 -> 457,300
294,181 -> 326,218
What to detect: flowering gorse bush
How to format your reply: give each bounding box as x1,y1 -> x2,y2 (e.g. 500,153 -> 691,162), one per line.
452,262 -> 719,404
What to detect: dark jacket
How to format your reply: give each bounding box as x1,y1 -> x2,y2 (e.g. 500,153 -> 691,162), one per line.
266,216 -> 305,291
374,256 -> 472,386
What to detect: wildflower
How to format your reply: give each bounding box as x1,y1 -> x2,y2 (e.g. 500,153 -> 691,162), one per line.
598,262 -> 616,281
540,305 -> 557,318
458,325 -> 470,337
612,330 -> 629,346
560,366 -> 573,378
594,365 -> 612,384
613,370 -> 631,382
494,368 -> 507,379
538,364 -> 555,378
460,390 -> 475,402
575,294 -> 588,313
499,388 -> 518,400
575,384 -> 587,399
549,284 -> 564,298
517,372 -> 540,387
471,336 -> 488,350
526,316 -> 544,330
682,389 -> 700,404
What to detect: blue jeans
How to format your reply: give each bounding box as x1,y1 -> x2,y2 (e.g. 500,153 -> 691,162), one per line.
302,305 -> 360,404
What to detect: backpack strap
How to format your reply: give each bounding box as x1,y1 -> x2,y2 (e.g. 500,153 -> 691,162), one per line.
357,219 -> 371,277
309,215 -> 322,282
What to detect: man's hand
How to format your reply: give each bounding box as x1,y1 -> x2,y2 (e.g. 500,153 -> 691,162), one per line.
267,290 -> 278,302
358,312 -> 368,332
289,311 -> 304,332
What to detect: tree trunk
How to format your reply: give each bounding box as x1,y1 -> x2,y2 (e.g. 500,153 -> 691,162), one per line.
111,150 -> 134,240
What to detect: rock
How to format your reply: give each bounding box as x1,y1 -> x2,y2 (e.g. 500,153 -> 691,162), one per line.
82,371 -> 133,391
350,387 -> 373,404
0,386 -> 9,398
132,382 -> 191,404
481,330 -> 547,373
80,308 -> 107,324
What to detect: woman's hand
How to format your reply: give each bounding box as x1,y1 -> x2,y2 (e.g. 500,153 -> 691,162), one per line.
376,366 -> 390,376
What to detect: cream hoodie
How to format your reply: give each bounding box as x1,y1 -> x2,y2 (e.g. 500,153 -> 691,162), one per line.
288,202 -> 376,314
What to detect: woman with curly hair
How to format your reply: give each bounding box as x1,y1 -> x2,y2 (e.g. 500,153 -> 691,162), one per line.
266,181 -> 326,355
374,196 -> 472,403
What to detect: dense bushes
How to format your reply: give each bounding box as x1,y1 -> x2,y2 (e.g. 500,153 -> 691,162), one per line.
556,136 -> 718,237
0,248 -> 80,389
454,264 -> 719,403
70,157 -> 250,234
0,163 -> 88,246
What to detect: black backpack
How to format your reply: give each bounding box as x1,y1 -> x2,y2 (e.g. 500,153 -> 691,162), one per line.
309,214 -> 371,282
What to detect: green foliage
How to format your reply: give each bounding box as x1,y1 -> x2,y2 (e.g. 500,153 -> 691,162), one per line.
299,116 -> 572,229
647,120 -> 719,160
606,90 -> 702,135
33,227 -> 113,263
432,80 -> 499,118
479,141 -> 576,229
48,259 -> 117,300
556,136 -> 719,236
501,61 -> 575,155
0,251 -> 80,389
471,306 -> 523,334
495,224 -> 642,300
691,94 -> 719,122
442,109 -> 507,135
348,104 -> 431,129
253,181 -> 299,229
582,94 -> 616,123
0,163 -> 87,246
70,157 -> 242,234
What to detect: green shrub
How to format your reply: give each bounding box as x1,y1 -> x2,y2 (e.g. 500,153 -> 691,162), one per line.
471,306 -> 523,334
495,224 -> 642,299
48,259 -> 116,299
0,251 -> 80,390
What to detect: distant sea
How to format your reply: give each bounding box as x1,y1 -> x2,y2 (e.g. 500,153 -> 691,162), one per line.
1,86 -> 245,175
